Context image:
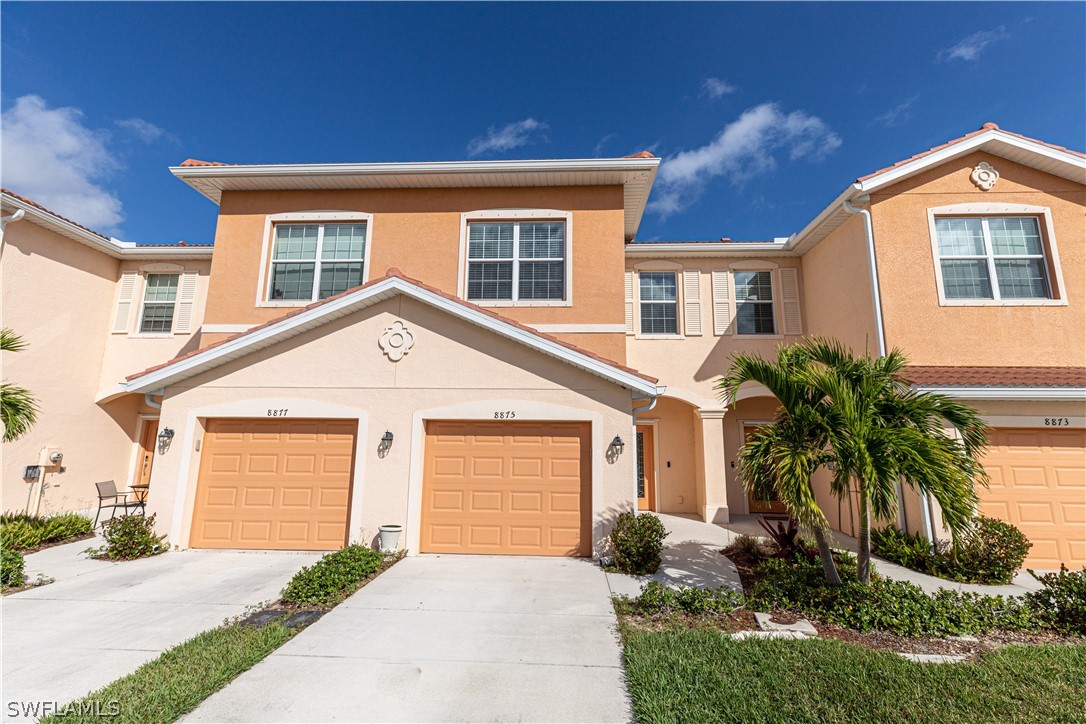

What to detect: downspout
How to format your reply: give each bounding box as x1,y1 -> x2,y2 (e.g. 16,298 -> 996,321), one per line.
631,392 -> 660,514
841,197 -> 934,543
144,390 -> 164,409
0,208 -> 26,260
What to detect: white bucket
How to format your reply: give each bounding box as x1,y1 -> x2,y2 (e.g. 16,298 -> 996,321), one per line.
378,524 -> 403,553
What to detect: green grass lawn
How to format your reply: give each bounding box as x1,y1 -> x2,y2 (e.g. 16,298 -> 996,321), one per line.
43,623 -> 294,724
622,625 -> 1086,723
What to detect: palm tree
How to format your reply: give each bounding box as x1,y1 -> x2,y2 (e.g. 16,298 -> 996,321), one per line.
801,338 -> 988,584
719,345 -> 843,586
1,328 -> 39,442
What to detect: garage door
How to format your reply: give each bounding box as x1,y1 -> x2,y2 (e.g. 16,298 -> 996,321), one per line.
420,421 -> 591,556
190,419 -> 356,551
978,427 -> 1085,568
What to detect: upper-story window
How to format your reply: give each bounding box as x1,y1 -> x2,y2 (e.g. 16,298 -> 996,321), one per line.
733,270 -> 775,335
269,222 -> 367,301
139,273 -> 179,334
639,271 -> 678,335
466,221 -> 566,302
934,217 -> 1052,301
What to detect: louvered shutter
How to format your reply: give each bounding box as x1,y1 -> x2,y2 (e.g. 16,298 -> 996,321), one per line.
779,268 -> 803,335
624,271 -> 635,334
712,270 -> 732,335
683,270 -> 702,336
173,270 -> 199,334
112,270 -> 139,333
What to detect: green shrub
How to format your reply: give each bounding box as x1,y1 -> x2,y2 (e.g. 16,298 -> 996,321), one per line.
1,548 -> 25,588
1027,566 -> 1086,636
609,512 -> 668,575
281,545 -> 385,607
722,534 -> 769,563
632,581 -> 743,615
872,517 -> 1031,585
0,511 -> 93,552
96,514 -> 167,560
746,557 -> 1040,637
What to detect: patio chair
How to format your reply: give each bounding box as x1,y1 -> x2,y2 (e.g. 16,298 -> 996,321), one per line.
94,480 -> 146,528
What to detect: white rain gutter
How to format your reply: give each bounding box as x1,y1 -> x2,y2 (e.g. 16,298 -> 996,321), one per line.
0,208 -> 26,259
144,390 -> 164,409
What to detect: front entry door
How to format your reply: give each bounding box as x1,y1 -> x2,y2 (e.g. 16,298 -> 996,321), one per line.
636,425 -> 657,511
134,418 -> 159,502
743,424 -> 788,514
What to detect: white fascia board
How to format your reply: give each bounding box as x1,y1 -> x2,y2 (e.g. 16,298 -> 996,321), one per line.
625,242 -> 793,257
913,386 -> 1086,401
124,276 -> 660,396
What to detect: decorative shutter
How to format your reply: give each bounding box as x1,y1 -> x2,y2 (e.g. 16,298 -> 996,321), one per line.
683,270 -> 702,336
112,270 -> 139,333
173,270 -> 199,334
779,268 -> 803,335
624,271 -> 635,334
712,270 -> 732,335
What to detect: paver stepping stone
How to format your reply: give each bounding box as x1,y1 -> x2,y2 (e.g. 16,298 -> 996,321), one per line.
753,612 -> 818,635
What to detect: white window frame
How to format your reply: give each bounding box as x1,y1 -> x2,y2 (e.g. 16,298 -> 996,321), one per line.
131,263 -> 184,338
729,261 -> 782,339
457,209 -> 573,307
634,261 -> 684,339
255,211 -> 374,307
927,204 -> 1067,307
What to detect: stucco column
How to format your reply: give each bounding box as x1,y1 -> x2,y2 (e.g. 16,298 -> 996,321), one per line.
695,408 -> 729,524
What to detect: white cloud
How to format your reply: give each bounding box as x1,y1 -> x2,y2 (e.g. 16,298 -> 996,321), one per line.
1,95 -> 124,232
115,117 -> 168,143
649,103 -> 842,217
702,77 -> 739,99
467,118 -> 548,157
593,133 -> 617,157
875,95 -> 919,128
939,26 -> 1009,62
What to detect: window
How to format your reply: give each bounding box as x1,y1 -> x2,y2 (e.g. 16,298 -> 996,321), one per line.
639,271 -> 678,335
269,223 -> 367,301
466,221 -> 565,302
935,217 -> 1052,300
734,270 -> 775,335
139,273 -> 178,334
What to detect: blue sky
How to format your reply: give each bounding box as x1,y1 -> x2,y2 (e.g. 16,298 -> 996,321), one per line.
2,2 -> 1083,245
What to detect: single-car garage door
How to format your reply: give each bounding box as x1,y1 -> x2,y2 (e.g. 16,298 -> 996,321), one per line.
979,427 -> 1085,568
421,421 -> 591,556
190,418 -> 356,550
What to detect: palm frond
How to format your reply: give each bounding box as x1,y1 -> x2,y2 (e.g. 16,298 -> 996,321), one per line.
1,383 -> 39,442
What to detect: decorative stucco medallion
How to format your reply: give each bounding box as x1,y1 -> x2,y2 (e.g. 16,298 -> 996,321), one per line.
379,320 -> 415,361
970,162 -> 999,191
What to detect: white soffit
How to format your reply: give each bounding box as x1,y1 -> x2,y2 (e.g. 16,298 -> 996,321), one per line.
171,157 -> 661,241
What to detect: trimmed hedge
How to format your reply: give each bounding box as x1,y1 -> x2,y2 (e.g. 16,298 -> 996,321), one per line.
609,512 -> 668,575
1,548 -> 25,588
630,581 -> 743,616
95,514 -> 167,560
1027,566 -> 1086,636
872,517 -> 1031,585
0,512 -> 93,553
281,545 -> 385,607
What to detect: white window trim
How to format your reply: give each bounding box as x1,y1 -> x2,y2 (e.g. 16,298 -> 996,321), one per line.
634,261 -> 684,339
255,211 -> 374,308
457,209 -> 573,308
131,263 -> 183,338
729,262 -> 783,339
927,204 -> 1067,307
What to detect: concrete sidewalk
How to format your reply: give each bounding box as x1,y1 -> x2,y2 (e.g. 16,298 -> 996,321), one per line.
186,555 -> 630,723
2,541 -> 317,722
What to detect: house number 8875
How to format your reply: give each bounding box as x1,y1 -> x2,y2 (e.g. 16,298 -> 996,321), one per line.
494,411 -> 516,419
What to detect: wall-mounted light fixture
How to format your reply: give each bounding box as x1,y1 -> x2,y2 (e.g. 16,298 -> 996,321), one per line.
610,435 -> 625,451
381,430 -> 394,444
378,430 -> 394,458
157,427 -> 175,453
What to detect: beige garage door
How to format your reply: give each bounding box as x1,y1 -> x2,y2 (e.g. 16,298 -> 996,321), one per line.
979,427 -> 1085,568
190,419 -> 356,551
421,421 -> 591,556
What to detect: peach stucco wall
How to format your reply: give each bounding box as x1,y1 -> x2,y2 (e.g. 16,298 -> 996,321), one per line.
0,221 -> 206,513
201,185 -> 628,362
145,294 -> 636,554
870,151 -> 1085,367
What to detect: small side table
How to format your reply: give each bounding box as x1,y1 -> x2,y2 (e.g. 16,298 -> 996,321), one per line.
129,483 -> 150,513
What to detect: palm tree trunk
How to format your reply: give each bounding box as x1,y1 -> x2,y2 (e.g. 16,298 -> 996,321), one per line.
811,526 -> 842,587
857,485 -> 872,584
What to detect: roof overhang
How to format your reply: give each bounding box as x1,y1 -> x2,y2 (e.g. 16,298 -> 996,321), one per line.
912,386 -> 1086,401
124,273 -> 663,397
786,128 -> 1086,255
1,192 -> 213,260
171,157 -> 661,241
625,240 -> 796,258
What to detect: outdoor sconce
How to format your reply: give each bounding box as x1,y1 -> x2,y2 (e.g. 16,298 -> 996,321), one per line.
157,427 -> 175,453
610,435 -> 625,451
378,430 -> 394,458
382,430 -> 394,445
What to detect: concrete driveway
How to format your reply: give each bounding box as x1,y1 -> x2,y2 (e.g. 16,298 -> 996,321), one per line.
2,539 -> 318,721
186,555 -> 631,723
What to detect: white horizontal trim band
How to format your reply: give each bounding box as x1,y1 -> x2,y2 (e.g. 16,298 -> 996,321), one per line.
914,386 -> 1086,400
529,324 -> 626,333
201,324 -> 255,333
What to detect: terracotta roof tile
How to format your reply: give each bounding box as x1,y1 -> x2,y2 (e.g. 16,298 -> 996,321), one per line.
126,268 -> 658,386
904,366 -> 1086,388
856,123 -> 1086,183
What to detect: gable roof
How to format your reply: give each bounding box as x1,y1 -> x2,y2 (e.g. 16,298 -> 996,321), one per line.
1,189 -> 213,260
787,123 -> 1086,255
123,269 -> 663,397
170,155 -> 660,241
